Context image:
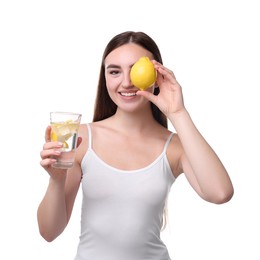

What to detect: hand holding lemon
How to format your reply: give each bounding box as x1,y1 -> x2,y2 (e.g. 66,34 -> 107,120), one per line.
130,57 -> 157,91
131,57 -> 184,116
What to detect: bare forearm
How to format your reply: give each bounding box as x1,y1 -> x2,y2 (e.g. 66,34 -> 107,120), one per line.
169,109 -> 233,202
37,177 -> 68,242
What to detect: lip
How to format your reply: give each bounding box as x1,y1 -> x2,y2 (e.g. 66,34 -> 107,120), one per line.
119,91 -> 138,97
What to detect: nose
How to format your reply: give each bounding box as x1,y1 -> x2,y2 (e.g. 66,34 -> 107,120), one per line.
121,71 -> 133,88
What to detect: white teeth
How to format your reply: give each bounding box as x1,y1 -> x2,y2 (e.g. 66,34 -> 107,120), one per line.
121,92 -> 136,97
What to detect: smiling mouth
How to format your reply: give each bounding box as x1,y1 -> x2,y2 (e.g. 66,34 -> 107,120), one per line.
119,92 -> 137,97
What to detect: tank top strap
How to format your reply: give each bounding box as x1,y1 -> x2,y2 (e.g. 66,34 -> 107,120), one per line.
86,123 -> 92,149
163,132 -> 174,153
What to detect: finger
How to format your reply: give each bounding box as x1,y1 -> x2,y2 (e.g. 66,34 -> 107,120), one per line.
40,148 -> 61,160
42,141 -> 63,151
157,66 -> 176,80
40,158 -> 57,168
45,125 -> 52,142
76,137 -> 82,148
136,90 -> 158,104
153,62 -> 177,80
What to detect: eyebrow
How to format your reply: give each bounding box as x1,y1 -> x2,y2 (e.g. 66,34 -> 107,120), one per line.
105,63 -> 135,70
106,64 -> 121,69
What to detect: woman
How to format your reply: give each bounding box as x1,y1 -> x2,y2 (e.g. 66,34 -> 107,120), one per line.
38,31 -> 234,260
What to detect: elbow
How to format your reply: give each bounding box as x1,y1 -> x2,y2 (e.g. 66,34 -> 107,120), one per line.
39,230 -> 55,243
37,212 -> 66,242
38,226 -> 58,242
201,183 -> 234,204
213,190 -> 234,204
208,186 -> 234,204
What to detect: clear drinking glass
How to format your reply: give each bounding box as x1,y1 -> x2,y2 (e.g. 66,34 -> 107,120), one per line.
50,111 -> 82,169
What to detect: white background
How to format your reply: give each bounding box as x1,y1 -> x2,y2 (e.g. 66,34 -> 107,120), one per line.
0,0 -> 259,259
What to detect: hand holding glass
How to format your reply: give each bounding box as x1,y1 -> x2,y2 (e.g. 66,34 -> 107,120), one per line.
50,112 -> 82,169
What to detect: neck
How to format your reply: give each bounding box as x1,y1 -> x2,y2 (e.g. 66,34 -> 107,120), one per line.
111,106 -> 157,133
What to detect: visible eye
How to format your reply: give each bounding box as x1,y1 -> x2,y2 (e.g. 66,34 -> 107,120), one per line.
108,70 -> 120,76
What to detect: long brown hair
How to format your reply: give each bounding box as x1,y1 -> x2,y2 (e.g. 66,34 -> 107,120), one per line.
92,31 -> 168,128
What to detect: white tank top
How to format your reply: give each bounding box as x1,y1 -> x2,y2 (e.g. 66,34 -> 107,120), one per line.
74,124 -> 175,260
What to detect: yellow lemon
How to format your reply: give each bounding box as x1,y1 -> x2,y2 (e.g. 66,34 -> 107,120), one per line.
130,56 -> 156,91
51,131 -> 68,148
51,131 -> 58,141
63,142 -> 69,148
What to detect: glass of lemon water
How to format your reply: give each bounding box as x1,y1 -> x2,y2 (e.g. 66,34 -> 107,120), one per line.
50,112 -> 82,169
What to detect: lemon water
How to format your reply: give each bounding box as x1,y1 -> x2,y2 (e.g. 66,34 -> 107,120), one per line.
51,121 -> 80,168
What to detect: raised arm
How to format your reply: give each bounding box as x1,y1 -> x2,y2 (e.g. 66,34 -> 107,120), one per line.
169,109 -> 233,203
137,60 -> 234,203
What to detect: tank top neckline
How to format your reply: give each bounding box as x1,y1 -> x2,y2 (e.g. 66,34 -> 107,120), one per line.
84,123 -> 175,174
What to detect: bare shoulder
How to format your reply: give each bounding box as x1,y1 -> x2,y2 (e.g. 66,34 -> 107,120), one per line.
76,122 -> 110,159
166,133 -> 184,178
78,123 -> 88,139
